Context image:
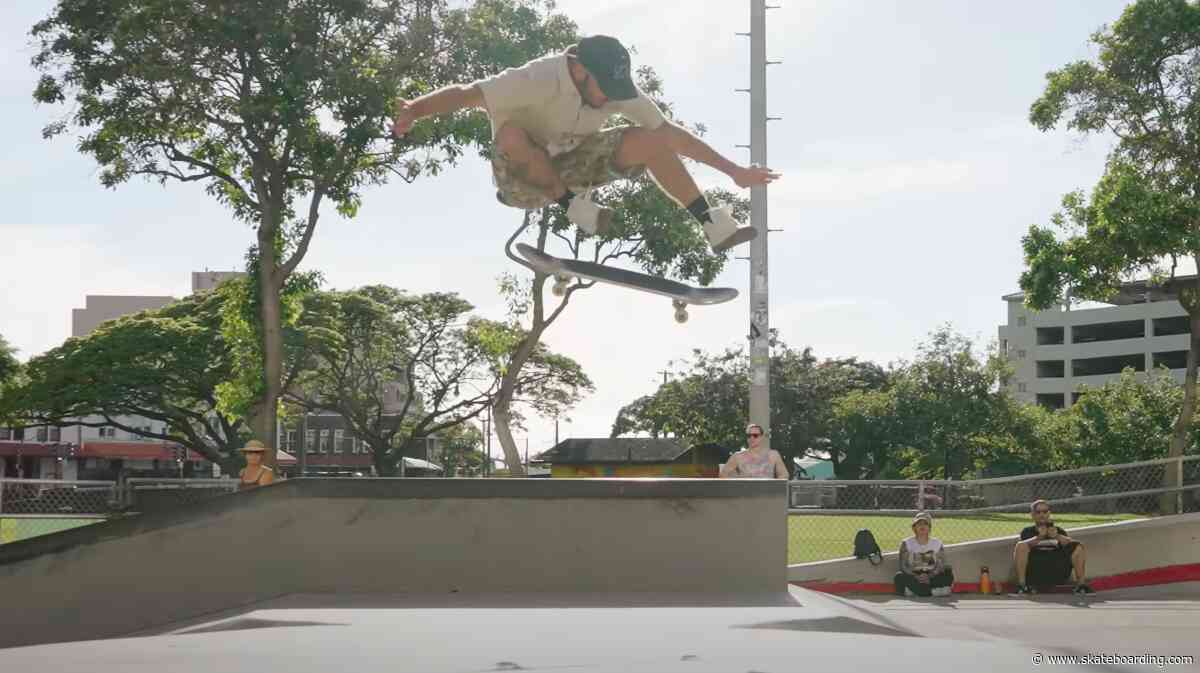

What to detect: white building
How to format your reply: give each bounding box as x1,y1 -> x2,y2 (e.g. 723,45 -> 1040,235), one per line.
999,277 -> 1192,409
191,270 -> 244,293
71,295 -> 175,338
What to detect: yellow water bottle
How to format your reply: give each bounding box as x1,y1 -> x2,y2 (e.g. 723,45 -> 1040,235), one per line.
980,566 -> 992,594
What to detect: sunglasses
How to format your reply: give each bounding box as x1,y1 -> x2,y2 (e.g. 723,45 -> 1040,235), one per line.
747,433 -> 762,438
1034,508 -> 1051,514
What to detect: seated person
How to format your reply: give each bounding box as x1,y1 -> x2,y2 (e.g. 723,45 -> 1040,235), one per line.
894,512 -> 954,597
1013,499 -> 1094,595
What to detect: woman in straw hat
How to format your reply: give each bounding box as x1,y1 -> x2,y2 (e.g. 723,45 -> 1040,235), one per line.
238,440 -> 276,490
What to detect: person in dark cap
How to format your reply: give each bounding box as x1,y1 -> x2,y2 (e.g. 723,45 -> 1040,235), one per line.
391,35 -> 779,251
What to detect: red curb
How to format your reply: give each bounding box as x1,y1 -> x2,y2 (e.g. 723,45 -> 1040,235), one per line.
793,563 -> 1200,596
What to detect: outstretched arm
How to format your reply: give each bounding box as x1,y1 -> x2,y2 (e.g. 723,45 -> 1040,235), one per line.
392,85 -> 485,138
663,123 -> 780,188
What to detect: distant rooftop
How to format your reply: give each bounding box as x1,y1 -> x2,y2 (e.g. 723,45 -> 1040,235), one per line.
1004,274 -> 1198,307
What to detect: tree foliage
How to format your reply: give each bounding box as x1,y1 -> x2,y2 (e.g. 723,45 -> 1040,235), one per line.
289,285 -> 592,475
1,292 -> 247,463
30,0 -> 578,456
1057,368 -> 1200,467
1022,0 -> 1200,469
611,339 -> 888,476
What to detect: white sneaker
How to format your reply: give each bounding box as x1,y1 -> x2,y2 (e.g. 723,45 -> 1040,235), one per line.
903,588 -> 916,597
566,193 -> 612,236
703,205 -> 756,252
931,586 -> 952,597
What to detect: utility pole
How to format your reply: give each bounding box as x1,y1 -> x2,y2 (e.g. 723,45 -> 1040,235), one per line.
738,0 -> 777,450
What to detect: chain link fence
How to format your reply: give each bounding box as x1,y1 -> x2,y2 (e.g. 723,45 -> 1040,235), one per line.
0,477 -> 242,545
0,477 -> 119,545
787,456 -> 1200,565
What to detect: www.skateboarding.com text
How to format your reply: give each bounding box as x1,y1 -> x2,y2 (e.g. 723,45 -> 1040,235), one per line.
1031,652 -> 1194,667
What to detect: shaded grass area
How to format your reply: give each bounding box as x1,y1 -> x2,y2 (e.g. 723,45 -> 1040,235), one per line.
0,517 -> 99,544
787,511 -> 1142,564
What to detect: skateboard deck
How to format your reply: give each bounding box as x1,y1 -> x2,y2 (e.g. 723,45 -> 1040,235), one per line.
515,243 -> 738,323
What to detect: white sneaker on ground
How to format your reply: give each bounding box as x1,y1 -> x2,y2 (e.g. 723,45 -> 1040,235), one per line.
903,588 -> 916,597
703,205 -> 757,252
931,586 -> 952,597
566,193 -> 612,236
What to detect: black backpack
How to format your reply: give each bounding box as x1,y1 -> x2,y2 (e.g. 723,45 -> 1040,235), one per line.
853,529 -> 883,566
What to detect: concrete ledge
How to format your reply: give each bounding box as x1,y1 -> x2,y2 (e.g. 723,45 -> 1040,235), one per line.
0,478 -> 788,648
0,477 -> 783,567
788,511 -> 1200,593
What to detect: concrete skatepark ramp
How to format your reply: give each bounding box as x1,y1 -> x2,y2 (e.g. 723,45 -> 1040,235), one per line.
2,477 -> 1197,671
0,478 -> 788,648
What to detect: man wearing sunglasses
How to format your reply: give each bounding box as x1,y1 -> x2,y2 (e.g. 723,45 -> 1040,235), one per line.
1014,499 -> 1093,595
719,424 -> 789,479
391,35 -> 778,251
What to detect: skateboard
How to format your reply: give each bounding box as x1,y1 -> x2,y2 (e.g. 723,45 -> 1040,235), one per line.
515,243 -> 738,323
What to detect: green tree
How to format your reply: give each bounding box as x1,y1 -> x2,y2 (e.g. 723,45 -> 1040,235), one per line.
887,326 -> 1010,480
1022,0 -> 1200,494
290,286 -> 591,475
829,388 -> 901,479
0,336 -> 22,427
2,292 -> 247,463
610,341 -> 887,476
31,0 -> 576,458
610,347 -> 750,450
494,65 -> 749,474
0,336 -> 17,387
435,422 -> 486,477
1062,367 -> 1200,467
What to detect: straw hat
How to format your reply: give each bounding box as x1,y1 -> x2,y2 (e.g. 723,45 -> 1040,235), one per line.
240,440 -> 269,453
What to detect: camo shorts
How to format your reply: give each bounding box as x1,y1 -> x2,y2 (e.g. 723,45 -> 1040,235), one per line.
492,126 -> 645,210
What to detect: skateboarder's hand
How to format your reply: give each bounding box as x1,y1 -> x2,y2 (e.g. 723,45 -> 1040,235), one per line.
733,164 -> 781,188
391,99 -> 418,139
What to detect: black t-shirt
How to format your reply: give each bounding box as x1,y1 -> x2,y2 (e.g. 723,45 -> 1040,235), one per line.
1020,525 -> 1069,552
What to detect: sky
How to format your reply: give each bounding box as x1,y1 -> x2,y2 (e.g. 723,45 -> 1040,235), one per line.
0,1 -> 1131,460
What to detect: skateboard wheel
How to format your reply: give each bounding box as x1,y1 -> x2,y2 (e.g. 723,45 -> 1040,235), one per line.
674,308 -> 689,324
672,299 -> 687,310
552,280 -> 568,297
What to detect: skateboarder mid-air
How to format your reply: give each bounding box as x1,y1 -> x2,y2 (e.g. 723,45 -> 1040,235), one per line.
390,35 -> 780,252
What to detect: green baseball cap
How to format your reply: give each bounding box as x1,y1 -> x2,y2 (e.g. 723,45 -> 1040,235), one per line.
576,35 -> 638,101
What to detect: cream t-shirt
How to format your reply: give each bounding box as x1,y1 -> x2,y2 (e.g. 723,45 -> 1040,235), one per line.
475,52 -> 667,157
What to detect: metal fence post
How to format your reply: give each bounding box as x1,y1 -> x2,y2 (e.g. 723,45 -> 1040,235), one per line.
0,475 -> 5,515
916,479 -> 925,511
1177,456 -> 1185,515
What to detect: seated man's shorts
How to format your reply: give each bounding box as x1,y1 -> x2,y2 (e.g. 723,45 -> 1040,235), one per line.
493,126 -> 645,210
1027,542 -> 1078,586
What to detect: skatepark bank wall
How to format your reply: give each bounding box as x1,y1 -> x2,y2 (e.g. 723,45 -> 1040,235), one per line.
0,478 -> 787,648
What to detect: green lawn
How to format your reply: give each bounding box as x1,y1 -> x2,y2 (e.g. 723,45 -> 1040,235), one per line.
787,512 -> 1143,564
0,517 -> 100,544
